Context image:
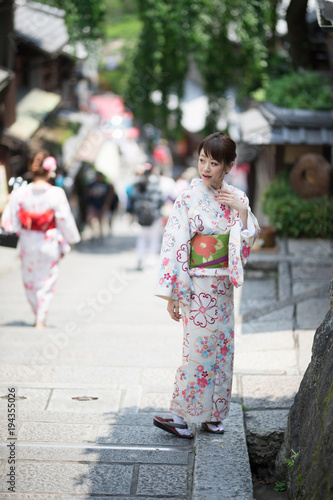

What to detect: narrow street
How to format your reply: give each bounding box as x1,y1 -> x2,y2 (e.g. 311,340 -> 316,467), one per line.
0,220 -> 197,498
0,215 -> 331,498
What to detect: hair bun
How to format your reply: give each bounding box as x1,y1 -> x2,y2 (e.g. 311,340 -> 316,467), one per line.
43,156 -> 57,171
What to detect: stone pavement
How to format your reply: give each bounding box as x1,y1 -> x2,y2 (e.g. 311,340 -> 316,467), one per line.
0,219 -> 332,499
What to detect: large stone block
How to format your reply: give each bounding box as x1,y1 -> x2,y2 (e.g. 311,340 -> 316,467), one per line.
245,409 -> 289,470
276,281 -> 333,499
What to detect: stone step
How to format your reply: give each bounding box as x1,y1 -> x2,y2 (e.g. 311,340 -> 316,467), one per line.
0,406 -> 253,499
0,412 -> 193,498
193,403 -> 253,500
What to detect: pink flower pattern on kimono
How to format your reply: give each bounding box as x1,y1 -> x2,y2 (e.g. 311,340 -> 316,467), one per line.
211,277 -> 232,296
229,256 -> 241,286
194,335 -> 216,357
166,216 -> 181,230
242,242 -> 250,259
173,280 -> 189,300
190,293 -> 217,327
194,362 -> 214,388
182,382 -> 204,403
218,301 -> 233,324
220,344 -> 229,356
187,401 -> 204,416
190,214 -> 204,233
175,195 -> 190,214
211,398 -> 229,420
176,239 -> 191,271
162,233 -> 176,252
161,271 -> 177,289
198,195 -> 212,213
214,372 -> 226,386
216,351 -> 227,369
221,207 -> 232,223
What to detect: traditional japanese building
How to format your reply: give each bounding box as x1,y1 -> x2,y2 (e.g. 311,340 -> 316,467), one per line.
234,101 -> 333,223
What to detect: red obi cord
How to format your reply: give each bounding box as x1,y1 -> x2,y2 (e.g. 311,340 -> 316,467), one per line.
18,209 -> 56,232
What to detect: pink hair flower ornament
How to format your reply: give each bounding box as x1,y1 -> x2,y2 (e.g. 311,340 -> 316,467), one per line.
43,156 -> 57,177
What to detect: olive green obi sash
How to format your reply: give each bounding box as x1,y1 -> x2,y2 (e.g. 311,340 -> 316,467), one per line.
189,233 -> 229,269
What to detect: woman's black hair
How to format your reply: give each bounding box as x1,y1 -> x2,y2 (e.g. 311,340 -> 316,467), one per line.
198,132 -> 236,167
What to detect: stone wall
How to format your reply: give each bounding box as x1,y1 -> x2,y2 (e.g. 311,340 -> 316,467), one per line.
276,280 -> 333,499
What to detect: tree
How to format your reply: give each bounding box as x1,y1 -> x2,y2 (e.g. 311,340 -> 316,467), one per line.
38,0 -> 106,42
126,0 -> 277,134
286,0 -> 312,69
196,0 -> 274,132
126,0 -> 202,134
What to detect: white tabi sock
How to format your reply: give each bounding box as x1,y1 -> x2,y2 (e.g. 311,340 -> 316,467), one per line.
172,415 -> 193,436
206,421 -> 224,432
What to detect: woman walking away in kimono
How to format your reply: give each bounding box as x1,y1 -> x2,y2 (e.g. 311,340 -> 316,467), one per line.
153,132 -> 260,438
1,151 -> 80,328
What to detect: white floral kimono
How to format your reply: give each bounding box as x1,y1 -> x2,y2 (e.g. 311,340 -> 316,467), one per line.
155,178 -> 259,423
1,183 -> 80,324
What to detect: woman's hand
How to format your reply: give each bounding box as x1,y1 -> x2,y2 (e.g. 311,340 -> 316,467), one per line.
167,299 -> 182,322
214,189 -> 248,229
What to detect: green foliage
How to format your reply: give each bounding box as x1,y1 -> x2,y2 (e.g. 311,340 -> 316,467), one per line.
252,71 -> 333,110
100,7 -> 141,111
126,0 -> 276,133
241,404 -> 253,411
104,0 -> 138,21
286,449 -> 300,470
38,0 -> 106,42
99,49 -> 137,96
274,481 -> 286,492
127,0 -> 203,133
262,173 -> 333,239
104,15 -> 142,40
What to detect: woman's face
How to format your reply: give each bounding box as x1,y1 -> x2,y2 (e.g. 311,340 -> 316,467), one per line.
198,151 -> 227,190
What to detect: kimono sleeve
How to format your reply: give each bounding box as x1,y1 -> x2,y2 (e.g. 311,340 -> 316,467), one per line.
54,188 -> 81,246
240,199 -> 260,268
228,192 -> 260,287
155,193 -> 192,306
1,190 -> 21,234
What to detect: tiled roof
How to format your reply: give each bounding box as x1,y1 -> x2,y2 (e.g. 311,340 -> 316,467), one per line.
14,0 -> 69,55
5,87 -> 61,141
238,102 -> 333,145
0,67 -> 14,93
316,0 -> 333,29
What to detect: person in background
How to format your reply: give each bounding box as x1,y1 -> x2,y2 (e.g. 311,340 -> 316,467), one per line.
1,151 -> 80,328
128,163 -> 165,270
86,171 -> 114,238
153,132 -> 260,438
153,139 -> 173,177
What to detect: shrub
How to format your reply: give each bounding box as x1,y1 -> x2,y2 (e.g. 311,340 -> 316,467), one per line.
252,71 -> 333,110
262,172 -> 333,238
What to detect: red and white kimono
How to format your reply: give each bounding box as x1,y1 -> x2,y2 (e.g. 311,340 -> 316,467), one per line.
155,178 -> 260,424
1,183 -> 80,325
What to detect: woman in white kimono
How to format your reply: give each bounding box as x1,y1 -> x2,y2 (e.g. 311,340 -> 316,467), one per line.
1,152 -> 80,328
153,132 -> 260,438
